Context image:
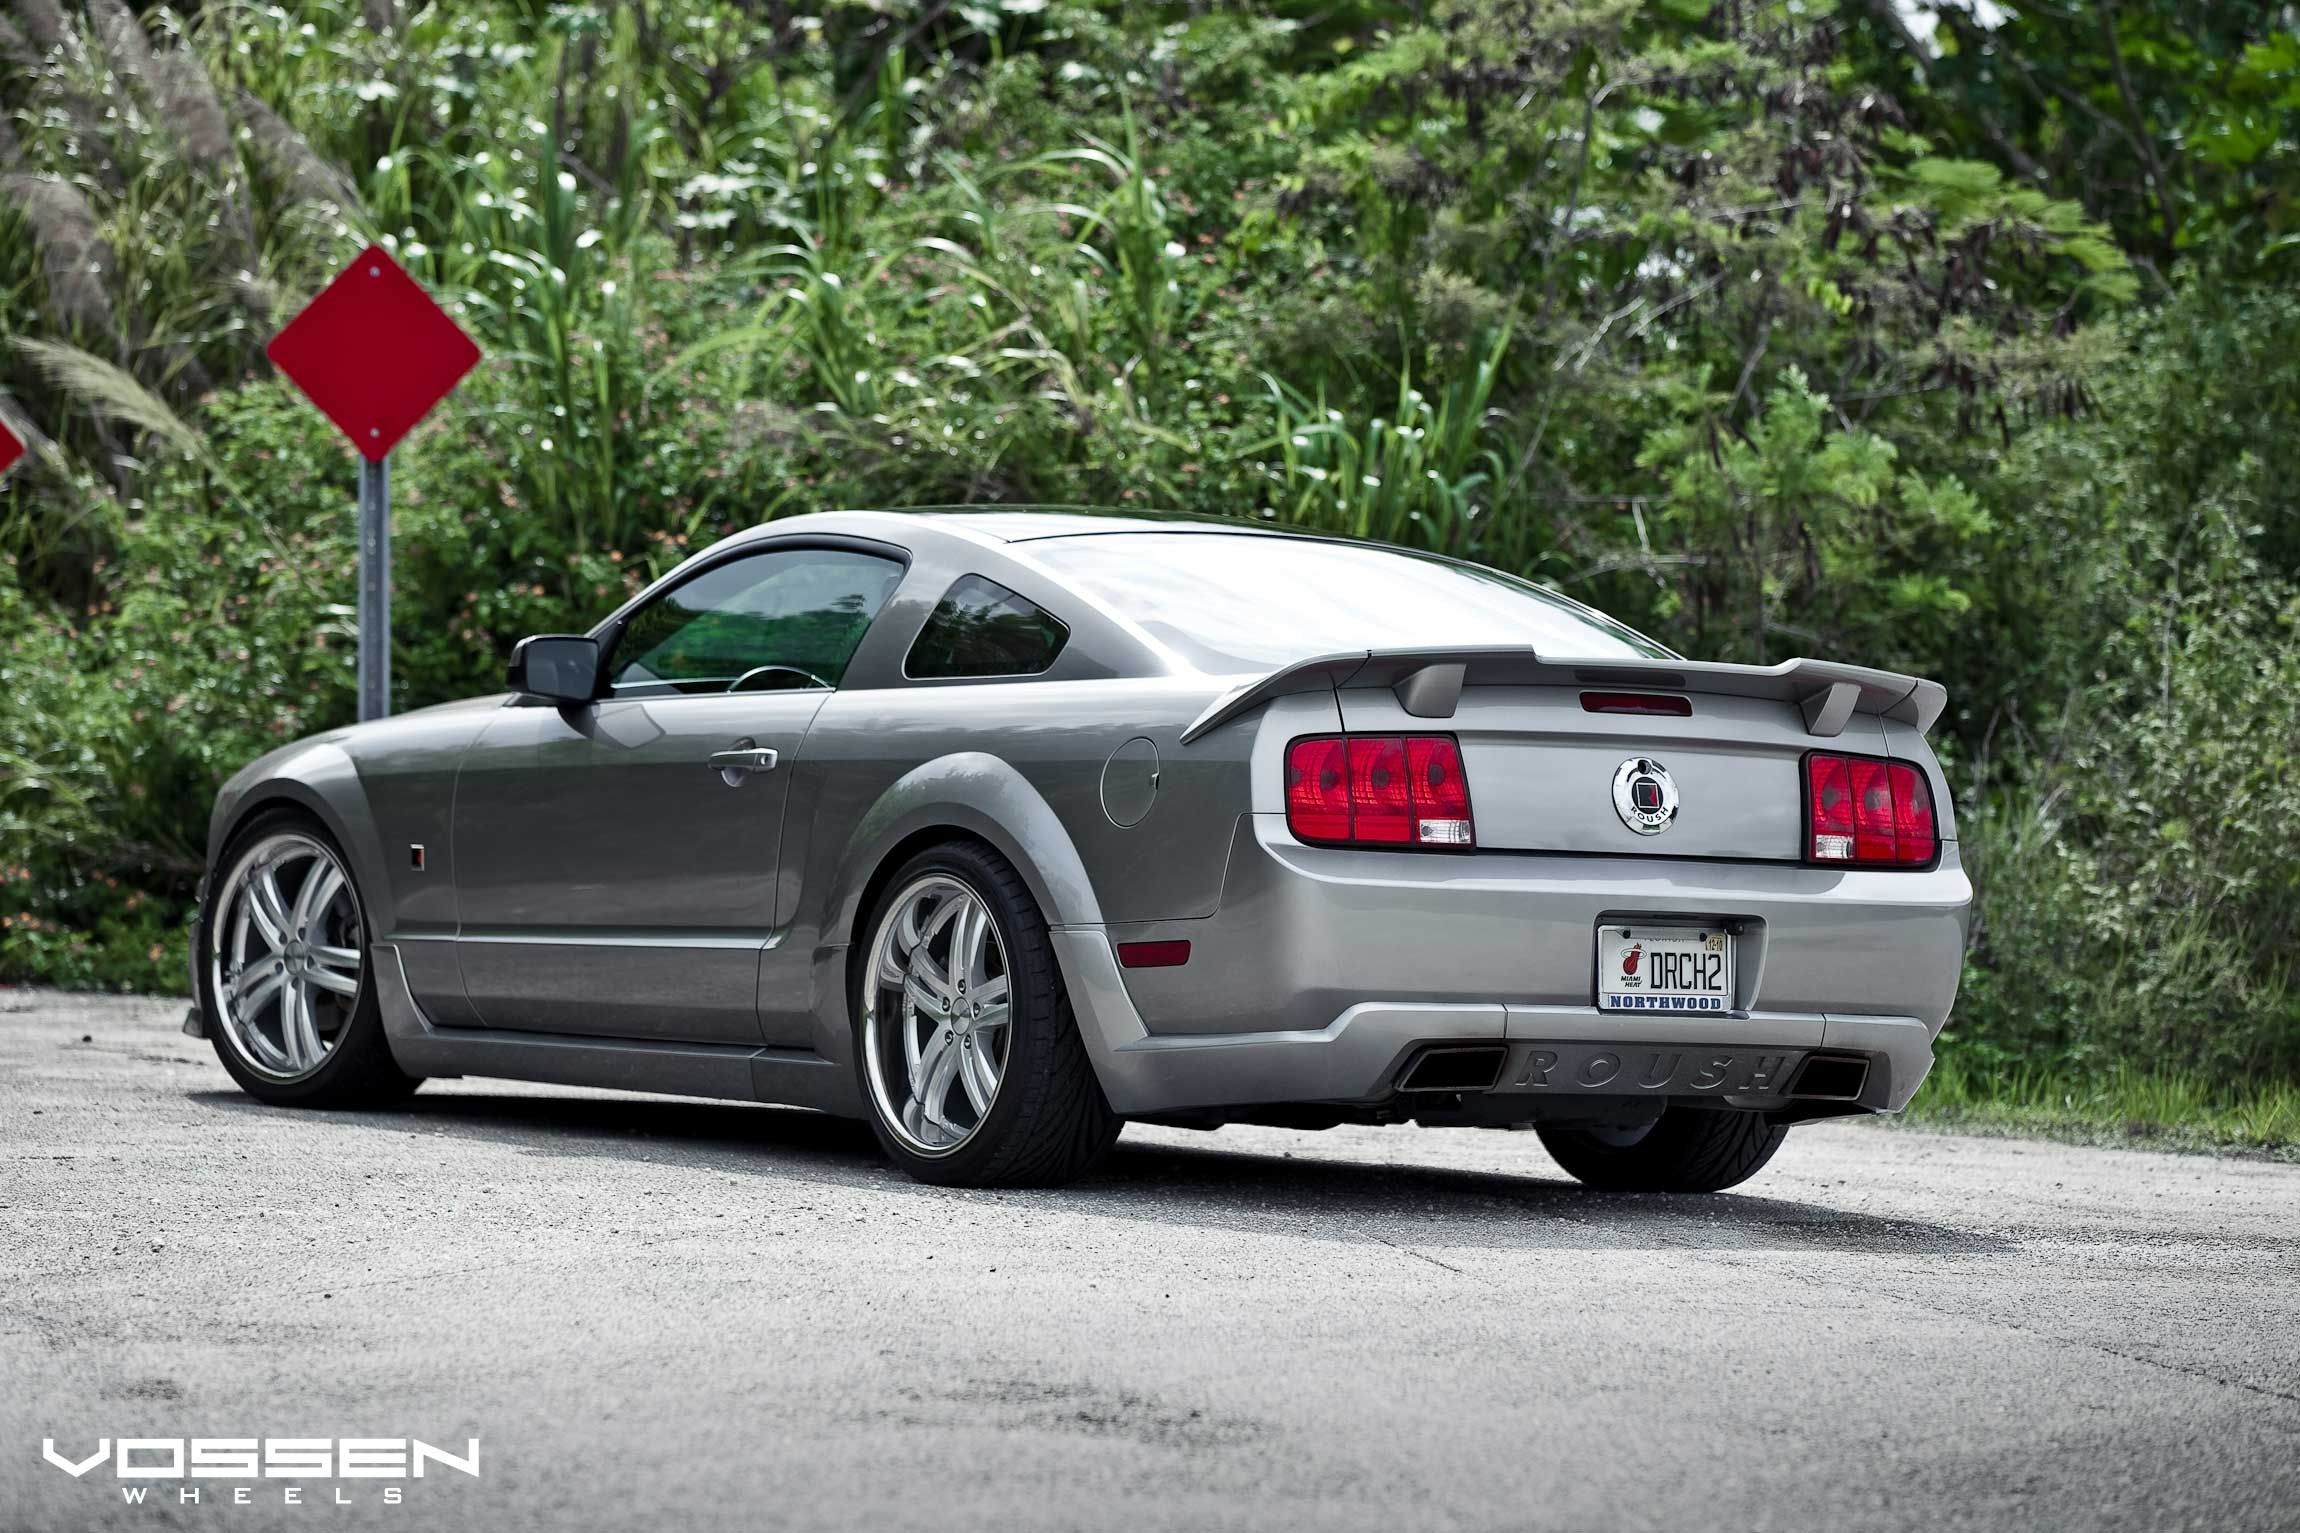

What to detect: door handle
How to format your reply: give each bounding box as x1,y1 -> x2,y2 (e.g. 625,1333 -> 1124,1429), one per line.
709,745 -> 779,785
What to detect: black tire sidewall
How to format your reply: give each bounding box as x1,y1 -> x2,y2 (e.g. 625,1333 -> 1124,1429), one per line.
1538,1107 -> 1786,1193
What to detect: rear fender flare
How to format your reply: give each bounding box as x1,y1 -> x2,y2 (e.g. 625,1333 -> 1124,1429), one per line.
827,752 -> 1103,948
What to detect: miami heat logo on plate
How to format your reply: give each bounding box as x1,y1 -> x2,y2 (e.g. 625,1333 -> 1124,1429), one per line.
1611,757 -> 1678,836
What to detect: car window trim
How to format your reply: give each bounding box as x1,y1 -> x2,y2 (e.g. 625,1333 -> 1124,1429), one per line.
603,676 -> 832,698
591,535 -> 912,701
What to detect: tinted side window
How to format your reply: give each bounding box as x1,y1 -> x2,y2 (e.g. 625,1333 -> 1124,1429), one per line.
610,547 -> 903,697
906,576 -> 1069,679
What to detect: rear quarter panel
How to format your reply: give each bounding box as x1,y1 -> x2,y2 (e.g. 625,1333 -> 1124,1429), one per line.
758,674 -> 1245,1059
793,675 -> 1247,942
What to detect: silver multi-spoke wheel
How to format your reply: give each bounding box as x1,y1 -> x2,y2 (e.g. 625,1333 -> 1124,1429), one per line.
861,874 -> 1013,1157
208,831 -> 365,1083
851,844 -> 1119,1187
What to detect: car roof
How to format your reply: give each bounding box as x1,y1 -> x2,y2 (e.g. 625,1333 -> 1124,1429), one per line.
633,506 -> 1673,680
876,506 -> 1301,543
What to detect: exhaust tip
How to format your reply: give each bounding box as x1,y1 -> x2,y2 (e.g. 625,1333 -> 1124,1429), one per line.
1397,1045 -> 1509,1093
1789,1052 -> 1870,1101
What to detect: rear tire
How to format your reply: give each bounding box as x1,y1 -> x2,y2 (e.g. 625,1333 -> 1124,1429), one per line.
197,807 -> 419,1109
851,840 -> 1120,1188
1537,1107 -> 1786,1193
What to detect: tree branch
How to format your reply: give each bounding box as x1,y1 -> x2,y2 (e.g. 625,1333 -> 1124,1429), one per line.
2096,2 -> 2183,247
1857,0 -> 2050,185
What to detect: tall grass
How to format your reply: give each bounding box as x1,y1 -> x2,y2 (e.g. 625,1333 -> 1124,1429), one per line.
1251,328 -> 1514,554
1904,1047 -> 2300,1157
0,0 -> 354,599
5,0 -> 1533,587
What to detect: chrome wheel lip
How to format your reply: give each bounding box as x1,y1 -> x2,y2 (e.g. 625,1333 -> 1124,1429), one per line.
860,873 -> 1013,1159
207,831 -> 365,1084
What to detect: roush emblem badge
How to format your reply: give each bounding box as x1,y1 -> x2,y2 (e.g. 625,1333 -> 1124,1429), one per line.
1611,757 -> 1678,835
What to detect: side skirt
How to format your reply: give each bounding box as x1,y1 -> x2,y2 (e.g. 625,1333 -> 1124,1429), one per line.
371,942 -> 862,1117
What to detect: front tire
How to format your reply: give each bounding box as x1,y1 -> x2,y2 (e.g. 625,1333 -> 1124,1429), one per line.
197,808 -> 418,1109
1537,1107 -> 1786,1193
852,841 -> 1120,1188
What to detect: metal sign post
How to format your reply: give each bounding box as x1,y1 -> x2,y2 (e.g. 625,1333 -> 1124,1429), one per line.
356,455 -> 391,722
266,245 -> 479,725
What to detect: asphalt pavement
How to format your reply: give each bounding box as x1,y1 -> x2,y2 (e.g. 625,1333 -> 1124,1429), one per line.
3,987 -> 2296,1532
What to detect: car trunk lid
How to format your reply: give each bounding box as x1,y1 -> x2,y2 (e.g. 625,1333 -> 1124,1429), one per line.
1190,646 -> 1944,863
1351,684 -> 1861,859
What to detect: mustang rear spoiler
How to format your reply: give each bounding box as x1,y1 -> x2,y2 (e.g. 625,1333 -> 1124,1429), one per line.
1178,646 -> 1947,744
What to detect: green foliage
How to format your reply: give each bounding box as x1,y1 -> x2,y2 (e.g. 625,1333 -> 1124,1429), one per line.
1636,368 -> 1989,665
1858,1 -> 2300,276
0,0 -> 2295,1116
1958,519 -> 2300,1082
1904,1044 -> 2300,1159
1251,328 -> 1512,555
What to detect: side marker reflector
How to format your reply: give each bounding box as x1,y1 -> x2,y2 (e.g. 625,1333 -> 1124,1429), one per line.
1117,940 -> 1192,969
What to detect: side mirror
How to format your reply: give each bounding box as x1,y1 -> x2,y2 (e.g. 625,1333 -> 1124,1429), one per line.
507,634 -> 602,705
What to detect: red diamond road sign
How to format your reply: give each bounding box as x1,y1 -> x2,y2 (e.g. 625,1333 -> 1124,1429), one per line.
0,416 -> 23,481
265,245 -> 480,462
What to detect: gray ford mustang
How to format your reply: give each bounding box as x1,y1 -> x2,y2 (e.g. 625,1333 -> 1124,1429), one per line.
187,510 -> 1970,1190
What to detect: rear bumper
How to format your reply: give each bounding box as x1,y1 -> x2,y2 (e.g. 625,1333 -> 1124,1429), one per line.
1058,815 -> 1968,1118
1058,934 -> 1933,1116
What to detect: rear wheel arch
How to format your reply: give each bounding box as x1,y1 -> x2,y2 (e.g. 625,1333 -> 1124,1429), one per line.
825,753 -> 1103,949
831,788 -> 1118,1118
850,821 -> 983,927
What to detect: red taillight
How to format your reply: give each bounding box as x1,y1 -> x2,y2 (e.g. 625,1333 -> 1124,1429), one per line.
1804,751 -> 1937,867
1807,752 -> 1854,860
1580,691 -> 1692,717
1285,735 -> 1474,849
1347,736 -> 1413,843
1889,762 -> 1935,857
1284,735 -> 1351,844
1406,735 -> 1471,844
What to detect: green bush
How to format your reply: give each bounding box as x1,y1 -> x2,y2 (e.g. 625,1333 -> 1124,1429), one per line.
1959,567 -> 2300,1080
0,567 -> 167,989
0,358 -> 809,990
1940,288 -> 2300,1083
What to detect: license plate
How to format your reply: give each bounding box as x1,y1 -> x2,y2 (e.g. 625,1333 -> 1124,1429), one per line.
1597,925 -> 1735,1013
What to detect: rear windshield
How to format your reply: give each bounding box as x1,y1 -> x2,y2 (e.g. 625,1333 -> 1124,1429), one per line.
1030,533 -> 1673,674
